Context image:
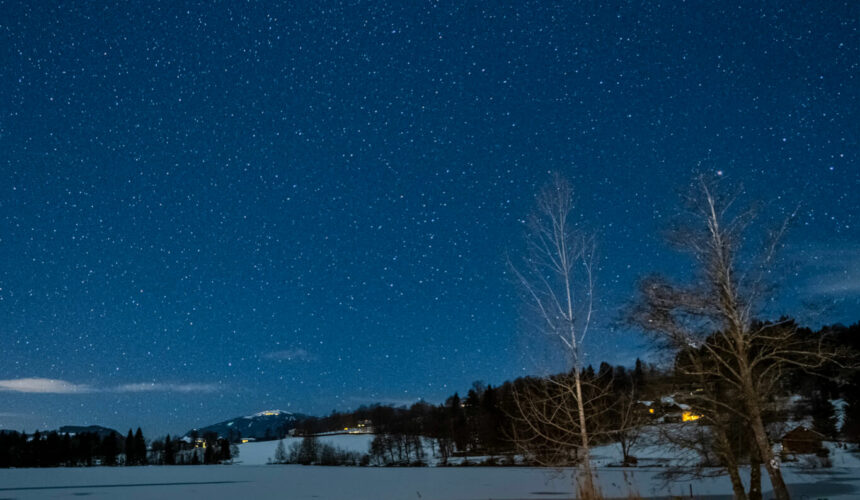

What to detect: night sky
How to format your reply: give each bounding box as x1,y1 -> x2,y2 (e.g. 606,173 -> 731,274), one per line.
1,1 -> 858,437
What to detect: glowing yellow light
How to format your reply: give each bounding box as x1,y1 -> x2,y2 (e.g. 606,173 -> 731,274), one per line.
649,408 -> 655,414
682,411 -> 701,422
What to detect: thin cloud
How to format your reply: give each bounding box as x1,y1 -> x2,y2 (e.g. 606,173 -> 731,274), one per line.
263,348 -> 315,362
0,378 -> 221,394
808,272 -> 860,296
0,378 -> 95,394
345,396 -> 422,407
797,245 -> 860,297
113,382 -> 220,393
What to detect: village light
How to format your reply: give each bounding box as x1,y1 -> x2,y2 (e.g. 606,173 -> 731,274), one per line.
682,411 -> 701,422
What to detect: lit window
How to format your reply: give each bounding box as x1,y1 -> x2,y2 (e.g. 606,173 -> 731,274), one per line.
682,411 -> 701,422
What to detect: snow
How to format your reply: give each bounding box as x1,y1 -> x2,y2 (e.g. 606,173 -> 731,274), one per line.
245,409 -> 292,418
2,430 -> 859,498
0,466 -> 573,499
237,434 -> 374,465
834,398 -> 847,430
588,426 -> 702,467
1,460 -> 858,499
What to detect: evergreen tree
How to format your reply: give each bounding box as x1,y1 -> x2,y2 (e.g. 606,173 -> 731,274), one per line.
478,385 -> 503,452
134,428 -> 147,465
163,435 -> 175,465
219,439 -> 232,462
633,358 -> 646,396
464,388 -> 482,451
102,433 -> 119,466
811,392 -> 838,439
203,442 -> 215,464
597,361 -> 613,382
842,373 -> 860,442
446,393 -> 469,452
124,430 -> 136,465
583,364 -> 596,380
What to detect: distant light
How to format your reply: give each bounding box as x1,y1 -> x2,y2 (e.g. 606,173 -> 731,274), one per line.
716,170 -> 724,176
682,411 -> 701,422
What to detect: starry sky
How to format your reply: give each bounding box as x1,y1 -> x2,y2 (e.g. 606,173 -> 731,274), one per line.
1,1 -> 858,437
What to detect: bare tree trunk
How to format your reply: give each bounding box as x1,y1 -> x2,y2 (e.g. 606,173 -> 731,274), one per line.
737,356 -> 789,500
746,400 -> 789,500
748,435 -> 763,500
686,351 -> 748,500
573,370 -> 595,495
715,429 -> 748,500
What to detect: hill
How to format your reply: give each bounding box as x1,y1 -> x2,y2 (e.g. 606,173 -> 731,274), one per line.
57,425 -> 120,438
185,410 -> 305,441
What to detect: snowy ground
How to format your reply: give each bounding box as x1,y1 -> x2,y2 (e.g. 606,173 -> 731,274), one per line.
234,432 -> 689,467
1,433 -> 858,499
1,462 -> 858,499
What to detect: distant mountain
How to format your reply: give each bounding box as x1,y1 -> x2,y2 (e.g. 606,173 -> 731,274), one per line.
185,410 -> 306,441
57,425 -> 120,438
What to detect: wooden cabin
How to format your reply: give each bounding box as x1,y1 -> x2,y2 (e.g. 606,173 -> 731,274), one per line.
781,426 -> 824,455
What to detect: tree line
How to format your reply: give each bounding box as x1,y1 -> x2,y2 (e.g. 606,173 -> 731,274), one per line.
0,427 -> 238,468
292,359 -> 658,464
290,320 -> 857,468
0,428 -> 145,468
1,319 -> 854,470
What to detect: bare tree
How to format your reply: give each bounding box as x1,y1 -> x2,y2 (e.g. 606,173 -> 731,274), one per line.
612,388 -> 647,467
509,173 -> 602,498
629,176 -> 843,500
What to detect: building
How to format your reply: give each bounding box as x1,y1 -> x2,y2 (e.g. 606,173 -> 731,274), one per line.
681,410 -> 702,422
344,419 -> 374,434
781,426 -> 824,455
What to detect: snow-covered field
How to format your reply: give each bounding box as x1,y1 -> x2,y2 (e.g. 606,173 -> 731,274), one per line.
1,462 -> 858,499
1,433 -> 858,499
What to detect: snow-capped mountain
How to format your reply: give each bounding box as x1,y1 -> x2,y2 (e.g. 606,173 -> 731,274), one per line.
184,409 -> 306,441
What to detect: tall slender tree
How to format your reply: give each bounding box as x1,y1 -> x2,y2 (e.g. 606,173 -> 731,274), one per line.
134,428 -> 147,465
810,392 -> 838,439
124,430 -> 136,465
509,172 -> 602,498
163,434 -> 175,465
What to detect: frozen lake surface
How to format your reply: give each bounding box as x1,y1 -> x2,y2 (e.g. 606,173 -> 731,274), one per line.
1,464 -> 858,499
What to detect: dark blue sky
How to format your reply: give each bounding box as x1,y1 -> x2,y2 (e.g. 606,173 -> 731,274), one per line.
1,1 -> 857,437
